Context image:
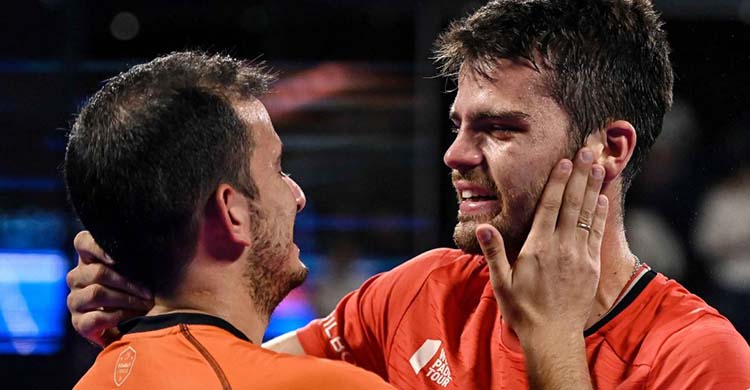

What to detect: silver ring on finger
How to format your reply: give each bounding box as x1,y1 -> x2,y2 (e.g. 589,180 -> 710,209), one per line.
576,222 -> 592,232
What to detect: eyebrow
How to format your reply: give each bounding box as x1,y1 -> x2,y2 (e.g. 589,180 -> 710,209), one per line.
449,109 -> 531,124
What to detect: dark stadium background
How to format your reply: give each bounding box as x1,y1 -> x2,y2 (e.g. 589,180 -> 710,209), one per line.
1,1 -> 749,387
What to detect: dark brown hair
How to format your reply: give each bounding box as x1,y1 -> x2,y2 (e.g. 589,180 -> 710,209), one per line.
434,0 -> 674,192
65,51 -> 275,294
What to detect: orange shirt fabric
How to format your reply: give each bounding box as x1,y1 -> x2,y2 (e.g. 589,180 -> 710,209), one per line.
75,313 -> 394,390
297,248 -> 750,389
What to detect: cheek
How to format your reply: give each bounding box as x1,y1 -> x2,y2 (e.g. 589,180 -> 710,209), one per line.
485,142 -> 538,189
486,147 -> 553,203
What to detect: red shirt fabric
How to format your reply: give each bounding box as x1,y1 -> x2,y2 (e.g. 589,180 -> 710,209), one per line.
75,313 -> 394,390
297,248 -> 750,389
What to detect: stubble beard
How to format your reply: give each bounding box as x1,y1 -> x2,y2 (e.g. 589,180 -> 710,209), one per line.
453,135 -> 579,260
243,208 -> 308,321
453,187 -> 539,260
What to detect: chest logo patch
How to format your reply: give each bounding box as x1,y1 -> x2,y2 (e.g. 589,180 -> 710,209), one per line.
114,346 -> 137,386
409,339 -> 452,387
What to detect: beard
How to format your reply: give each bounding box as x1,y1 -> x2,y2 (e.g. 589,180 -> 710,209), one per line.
452,135 -> 578,260
452,169 -> 544,260
243,207 -> 307,320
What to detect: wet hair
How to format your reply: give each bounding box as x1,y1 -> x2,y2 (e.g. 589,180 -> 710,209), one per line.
65,51 -> 276,294
434,0 -> 674,192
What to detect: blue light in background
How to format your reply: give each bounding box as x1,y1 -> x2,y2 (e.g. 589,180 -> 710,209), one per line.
0,250 -> 68,355
263,287 -> 317,342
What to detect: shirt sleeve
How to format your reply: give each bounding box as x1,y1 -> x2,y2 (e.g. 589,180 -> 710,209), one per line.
646,317 -> 750,389
296,248 -> 453,380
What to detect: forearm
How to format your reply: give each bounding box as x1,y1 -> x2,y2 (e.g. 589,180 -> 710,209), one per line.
520,331 -> 592,390
262,330 -> 306,355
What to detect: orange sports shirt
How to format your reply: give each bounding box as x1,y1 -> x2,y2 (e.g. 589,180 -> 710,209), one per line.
298,248 -> 750,389
75,312 -> 394,390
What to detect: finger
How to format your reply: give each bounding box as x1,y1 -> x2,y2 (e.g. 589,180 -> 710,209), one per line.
68,284 -> 153,314
527,159 -> 574,241
74,230 -> 114,265
574,164 -> 605,242
476,224 -> 511,294
74,309 -> 138,347
587,195 -> 609,259
557,148 -> 595,241
100,327 -> 124,346
67,262 -> 152,300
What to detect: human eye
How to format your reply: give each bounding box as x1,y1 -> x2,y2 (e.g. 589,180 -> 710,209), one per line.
485,123 -> 524,138
449,123 -> 460,135
491,122 -> 523,132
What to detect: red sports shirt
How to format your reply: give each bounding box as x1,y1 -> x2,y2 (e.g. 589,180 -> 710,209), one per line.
75,313 -> 394,389
298,248 -> 750,389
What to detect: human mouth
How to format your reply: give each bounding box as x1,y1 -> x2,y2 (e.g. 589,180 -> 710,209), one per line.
454,181 -> 500,216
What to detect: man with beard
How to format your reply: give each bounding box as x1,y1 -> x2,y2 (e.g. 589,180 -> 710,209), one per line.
66,51 -> 393,389
66,1 -> 750,389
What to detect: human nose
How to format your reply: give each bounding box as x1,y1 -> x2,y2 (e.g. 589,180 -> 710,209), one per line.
443,129 -> 483,171
284,176 -> 306,213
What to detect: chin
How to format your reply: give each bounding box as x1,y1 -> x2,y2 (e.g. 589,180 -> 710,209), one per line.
285,245 -> 307,273
454,211 -> 500,255
244,240 -> 309,318
288,264 -> 308,290
453,212 -> 528,258
454,220 -> 483,255
286,256 -> 308,284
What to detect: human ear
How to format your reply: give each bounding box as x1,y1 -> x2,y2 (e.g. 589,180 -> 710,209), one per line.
207,184 -> 252,247
585,120 -> 636,183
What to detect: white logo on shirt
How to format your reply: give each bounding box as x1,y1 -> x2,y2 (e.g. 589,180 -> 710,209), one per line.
320,314 -> 355,364
114,346 -> 136,386
409,339 -> 452,388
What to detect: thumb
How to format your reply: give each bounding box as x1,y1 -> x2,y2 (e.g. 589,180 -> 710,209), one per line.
476,224 -> 511,293
74,230 -> 115,266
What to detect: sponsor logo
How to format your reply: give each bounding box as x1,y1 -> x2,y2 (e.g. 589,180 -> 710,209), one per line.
409,339 -> 452,388
114,346 -> 136,386
320,314 -> 355,364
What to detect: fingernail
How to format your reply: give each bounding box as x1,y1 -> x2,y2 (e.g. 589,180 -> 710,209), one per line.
477,228 -> 492,244
581,149 -> 593,163
102,253 -> 115,265
598,195 -> 608,207
560,160 -> 572,172
592,165 -> 604,179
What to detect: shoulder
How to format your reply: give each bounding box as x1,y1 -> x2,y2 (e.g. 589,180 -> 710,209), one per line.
75,335 -> 219,389
634,274 -> 750,385
646,314 -> 750,387
378,248 -> 479,284
630,272 -> 721,330
634,273 -> 734,340
358,248 -> 486,312
231,349 -> 393,389
353,248 -> 480,304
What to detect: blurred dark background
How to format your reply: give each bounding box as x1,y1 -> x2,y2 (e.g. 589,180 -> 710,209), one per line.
1,0 -> 749,387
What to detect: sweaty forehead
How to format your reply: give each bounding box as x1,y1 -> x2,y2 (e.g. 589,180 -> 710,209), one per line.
235,99 -> 280,142
235,99 -> 269,127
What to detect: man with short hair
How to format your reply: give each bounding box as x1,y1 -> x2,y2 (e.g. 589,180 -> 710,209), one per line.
67,1 -> 750,389
66,51 -> 393,389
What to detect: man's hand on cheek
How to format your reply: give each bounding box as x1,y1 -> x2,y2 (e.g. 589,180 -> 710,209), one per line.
475,148 -> 607,389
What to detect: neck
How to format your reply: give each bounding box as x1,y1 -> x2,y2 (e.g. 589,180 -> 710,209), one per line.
146,258 -> 267,345
584,190 -> 637,329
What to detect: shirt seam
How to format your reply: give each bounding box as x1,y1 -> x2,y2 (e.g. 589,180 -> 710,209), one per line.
384,249 -> 470,372
179,323 -> 232,390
